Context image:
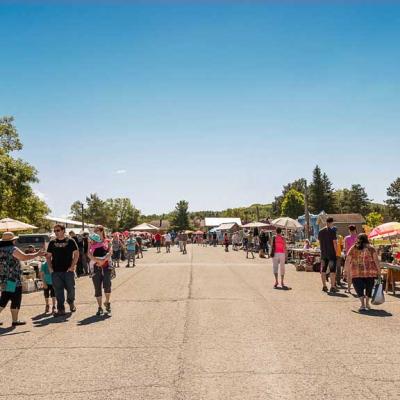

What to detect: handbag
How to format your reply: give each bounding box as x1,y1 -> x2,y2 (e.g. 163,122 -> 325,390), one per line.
372,277 -> 385,305
5,279 -> 17,293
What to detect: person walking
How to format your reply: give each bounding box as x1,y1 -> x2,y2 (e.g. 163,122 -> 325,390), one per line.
0,232 -> 46,326
344,233 -> 381,312
136,235 -> 143,259
126,233 -> 136,267
111,234 -> 122,268
270,228 -> 289,289
46,224 -> 79,317
344,225 -> 358,293
164,232 -> 172,253
154,232 -> 162,253
223,232 -> 229,252
88,226 -> 113,316
318,217 -> 338,293
39,258 -> 56,314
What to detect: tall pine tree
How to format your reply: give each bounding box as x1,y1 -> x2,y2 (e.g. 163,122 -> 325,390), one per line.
171,200 -> 190,231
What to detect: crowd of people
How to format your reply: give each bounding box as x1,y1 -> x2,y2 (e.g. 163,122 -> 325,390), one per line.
0,219 -> 384,326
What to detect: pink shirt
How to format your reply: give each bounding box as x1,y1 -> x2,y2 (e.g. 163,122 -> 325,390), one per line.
275,235 -> 286,253
344,234 -> 357,255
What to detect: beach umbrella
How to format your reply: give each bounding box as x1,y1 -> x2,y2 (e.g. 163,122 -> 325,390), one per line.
271,217 -> 303,230
368,222 -> 400,239
0,218 -> 37,232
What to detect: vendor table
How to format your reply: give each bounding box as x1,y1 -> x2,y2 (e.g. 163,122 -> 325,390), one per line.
381,263 -> 400,294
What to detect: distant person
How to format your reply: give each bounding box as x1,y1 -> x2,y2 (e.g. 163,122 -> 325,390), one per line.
318,217 -> 338,293
126,233 -> 136,267
154,232 -> 162,253
0,232 -> 46,326
223,232 -> 229,252
344,233 -> 381,312
46,225 -> 79,317
111,234 -> 122,268
136,235 -> 143,259
270,227 -> 289,289
164,232 -> 172,253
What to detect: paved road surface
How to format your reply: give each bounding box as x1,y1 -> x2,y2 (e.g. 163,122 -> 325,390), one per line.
1,245 -> 400,399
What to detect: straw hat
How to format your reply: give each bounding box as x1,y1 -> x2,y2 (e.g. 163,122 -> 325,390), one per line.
0,231 -> 19,241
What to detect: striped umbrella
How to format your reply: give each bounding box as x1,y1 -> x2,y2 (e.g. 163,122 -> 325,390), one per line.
368,222 -> 400,239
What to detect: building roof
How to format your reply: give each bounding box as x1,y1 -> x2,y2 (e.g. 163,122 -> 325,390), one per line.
45,216 -> 96,228
216,222 -> 239,231
204,217 -> 242,227
317,213 -> 366,225
149,220 -> 171,230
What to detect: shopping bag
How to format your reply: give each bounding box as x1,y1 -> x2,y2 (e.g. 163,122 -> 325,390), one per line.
372,278 -> 385,305
5,279 -> 17,293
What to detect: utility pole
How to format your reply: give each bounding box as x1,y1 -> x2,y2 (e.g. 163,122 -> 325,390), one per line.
304,180 -> 310,240
81,202 -> 85,232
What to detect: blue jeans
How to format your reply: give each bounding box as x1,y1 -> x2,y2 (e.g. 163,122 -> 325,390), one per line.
52,271 -> 75,311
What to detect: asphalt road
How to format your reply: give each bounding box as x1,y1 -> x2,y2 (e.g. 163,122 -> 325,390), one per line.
1,244 -> 400,400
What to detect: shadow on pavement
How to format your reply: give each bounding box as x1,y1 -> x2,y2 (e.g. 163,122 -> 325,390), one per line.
31,312 -> 49,321
352,309 -> 393,317
77,314 -> 111,326
33,313 -> 72,327
327,292 -> 349,298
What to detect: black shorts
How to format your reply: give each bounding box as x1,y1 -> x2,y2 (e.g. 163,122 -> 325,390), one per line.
92,266 -> 112,297
44,284 -> 55,299
320,257 -> 336,273
0,286 -> 23,309
352,277 -> 376,298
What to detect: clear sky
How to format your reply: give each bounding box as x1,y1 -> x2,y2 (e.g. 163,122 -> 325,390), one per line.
1,2 -> 399,216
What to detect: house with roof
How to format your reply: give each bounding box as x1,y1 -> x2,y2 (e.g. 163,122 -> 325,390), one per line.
317,212 -> 366,237
202,217 -> 242,228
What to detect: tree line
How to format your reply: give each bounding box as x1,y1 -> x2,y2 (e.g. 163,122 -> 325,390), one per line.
2,116 -> 400,231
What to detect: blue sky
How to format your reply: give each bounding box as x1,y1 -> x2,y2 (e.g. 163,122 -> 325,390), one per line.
1,2 -> 399,216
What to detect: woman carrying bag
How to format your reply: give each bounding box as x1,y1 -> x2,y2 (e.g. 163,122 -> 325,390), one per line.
344,233 -> 381,312
0,232 -> 46,326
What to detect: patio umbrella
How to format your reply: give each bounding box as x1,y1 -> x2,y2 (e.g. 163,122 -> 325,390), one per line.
242,222 -> 269,229
0,218 -> 37,232
272,217 -> 302,230
368,222 -> 400,239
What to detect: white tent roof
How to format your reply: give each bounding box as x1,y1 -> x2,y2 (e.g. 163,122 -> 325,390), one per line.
204,217 -> 242,227
131,223 -> 159,232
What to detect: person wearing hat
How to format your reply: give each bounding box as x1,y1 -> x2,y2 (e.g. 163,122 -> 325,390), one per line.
88,226 -> 113,316
0,232 -> 46,326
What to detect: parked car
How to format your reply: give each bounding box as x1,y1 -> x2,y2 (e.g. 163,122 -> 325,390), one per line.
16,233 -> 50,252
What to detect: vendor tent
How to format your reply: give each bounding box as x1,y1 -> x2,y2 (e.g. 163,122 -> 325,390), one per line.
0,218 -> 37,232
130,223 -> 159,232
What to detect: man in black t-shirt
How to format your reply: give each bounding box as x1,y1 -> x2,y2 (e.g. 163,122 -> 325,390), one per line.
46,225 -> 79,316
318,217 -> 338,293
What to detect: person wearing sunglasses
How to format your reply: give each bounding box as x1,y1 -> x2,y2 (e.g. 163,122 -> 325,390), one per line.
46,224 -> 79,317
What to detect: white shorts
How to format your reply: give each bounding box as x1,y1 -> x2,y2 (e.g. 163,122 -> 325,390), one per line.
273,253 -> 286,275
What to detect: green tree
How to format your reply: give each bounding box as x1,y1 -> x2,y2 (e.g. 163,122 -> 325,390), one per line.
365,212 -> 384,228
309,166 -> 335,213
171,200 -> 190,231
386,178 -> 400,221
281,189 -> 305,219
272,178 -> 306,217
0,117 -> 50,226
335,184 -> 371,215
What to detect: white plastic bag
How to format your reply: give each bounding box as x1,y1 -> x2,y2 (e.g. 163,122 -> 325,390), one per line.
372,278 -> 385,305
